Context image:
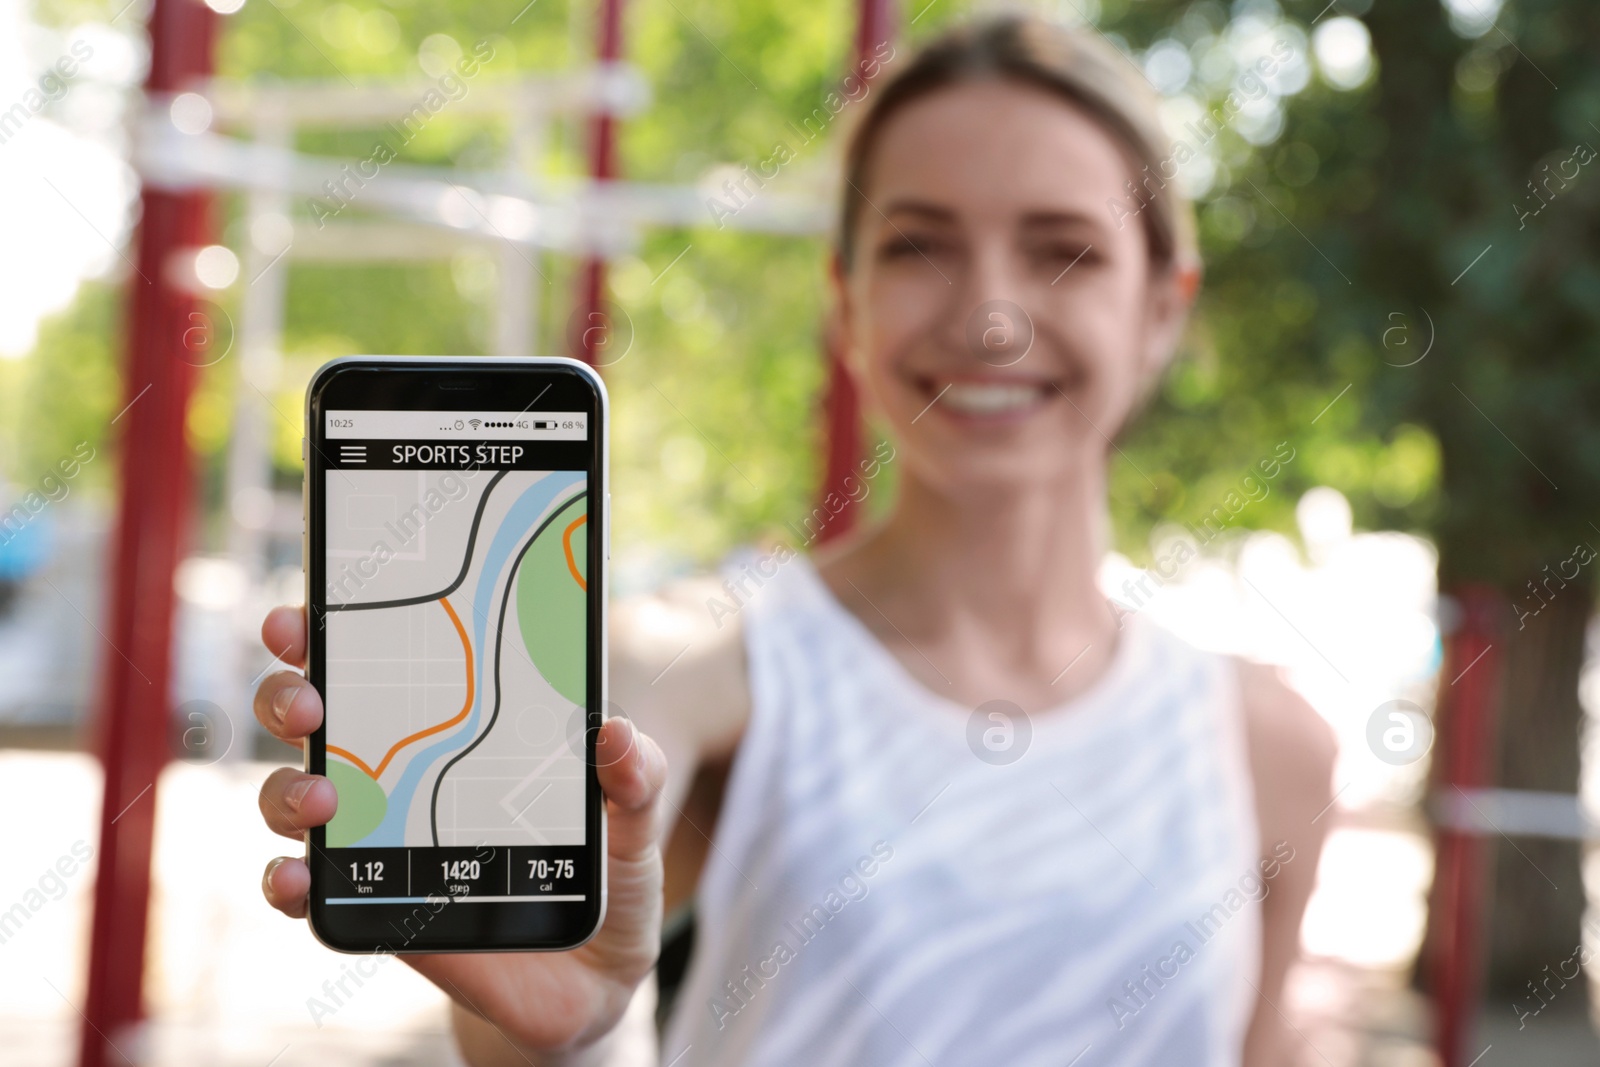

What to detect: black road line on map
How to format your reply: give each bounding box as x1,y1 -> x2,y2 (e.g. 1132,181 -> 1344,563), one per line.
325,469 -> 510,612
428,491 -> 588,846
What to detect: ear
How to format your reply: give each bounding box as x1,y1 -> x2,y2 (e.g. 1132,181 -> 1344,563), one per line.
1142,256 -> 1202,378
1176,258 -> 1202,304
824,249 -> 879,420
827,249 -> 859,373
828,249 -> 850,331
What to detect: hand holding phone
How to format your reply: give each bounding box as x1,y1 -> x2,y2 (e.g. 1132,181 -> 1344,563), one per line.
253,603 -> 670,1051
254,352 -> 670,1048
302,356 -> 611,952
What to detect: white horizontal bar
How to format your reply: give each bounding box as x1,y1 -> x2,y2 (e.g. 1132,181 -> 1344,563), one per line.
1434,788 -> 1596,840
449,894 -> 587,904
324,894 -> 587,905
205,65 -> 649,126
134,116 -> 830,254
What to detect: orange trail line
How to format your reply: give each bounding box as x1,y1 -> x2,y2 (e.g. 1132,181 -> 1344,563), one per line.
327,596 -> 475,781
324,745 -> 376,777
563,514 -> 588,591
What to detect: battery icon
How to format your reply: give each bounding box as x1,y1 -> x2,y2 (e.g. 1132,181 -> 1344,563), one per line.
532,420 -> 556,429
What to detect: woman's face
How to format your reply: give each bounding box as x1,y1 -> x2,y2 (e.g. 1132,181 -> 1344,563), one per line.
837,79 -> 1193,495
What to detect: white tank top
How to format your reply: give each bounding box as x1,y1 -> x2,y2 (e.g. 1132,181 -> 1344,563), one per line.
660,551 -> 1263,1067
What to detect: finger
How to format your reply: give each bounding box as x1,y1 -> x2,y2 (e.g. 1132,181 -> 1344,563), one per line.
583,718 -> 668,984
253,671 -> 324,742
261,605 -> 308,670
595,717 -> 668,862
262,856 -> 310,919
259,767 -> 338,838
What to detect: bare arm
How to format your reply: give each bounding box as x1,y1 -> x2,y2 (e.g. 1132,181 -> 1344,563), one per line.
1236,660 -> 1338,1067
608,574 -> 752,813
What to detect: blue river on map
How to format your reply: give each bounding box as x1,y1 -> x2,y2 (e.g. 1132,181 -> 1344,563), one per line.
352,470 -> 586,848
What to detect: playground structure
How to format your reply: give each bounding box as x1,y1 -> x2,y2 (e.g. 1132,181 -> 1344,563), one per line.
71,0 -> 1546,1064
171,68 -> 826,584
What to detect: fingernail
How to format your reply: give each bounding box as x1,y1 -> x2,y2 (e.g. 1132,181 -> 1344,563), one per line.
271,684 -> 299,725
263,856 -> 286,899
284,777 -> 315,811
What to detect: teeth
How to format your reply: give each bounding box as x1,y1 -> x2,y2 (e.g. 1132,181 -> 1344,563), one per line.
936,382 -> 1044,414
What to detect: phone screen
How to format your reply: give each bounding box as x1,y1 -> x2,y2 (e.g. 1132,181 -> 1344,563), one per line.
305,362 -> 605,951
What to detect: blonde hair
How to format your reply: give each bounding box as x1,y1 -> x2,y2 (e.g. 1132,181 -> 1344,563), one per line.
838,15 -> 1197,273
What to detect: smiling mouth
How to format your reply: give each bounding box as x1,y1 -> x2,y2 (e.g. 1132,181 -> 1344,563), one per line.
915,376 -> 1060,418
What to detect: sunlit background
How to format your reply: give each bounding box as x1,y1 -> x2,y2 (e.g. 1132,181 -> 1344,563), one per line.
3,0 -> 1599,1063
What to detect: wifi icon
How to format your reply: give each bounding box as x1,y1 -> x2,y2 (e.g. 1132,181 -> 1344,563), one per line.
468,419 -> 482,430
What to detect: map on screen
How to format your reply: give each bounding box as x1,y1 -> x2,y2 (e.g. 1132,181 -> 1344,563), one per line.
320,467 -> 589,851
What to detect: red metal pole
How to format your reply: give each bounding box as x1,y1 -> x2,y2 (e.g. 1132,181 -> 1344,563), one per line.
853,0 -> 895,83
815,0 -> 894,544
573,0 -> 626,365
78,0 -> 214,1062
1426,585 -> 1504,1067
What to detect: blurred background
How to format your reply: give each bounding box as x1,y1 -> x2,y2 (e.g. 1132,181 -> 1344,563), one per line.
1,0 -> 1598,1063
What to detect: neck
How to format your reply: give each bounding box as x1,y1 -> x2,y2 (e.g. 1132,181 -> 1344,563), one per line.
838,459 -> 1116,659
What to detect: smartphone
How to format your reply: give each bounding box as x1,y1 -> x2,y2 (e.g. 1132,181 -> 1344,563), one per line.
302,356 -> 607,953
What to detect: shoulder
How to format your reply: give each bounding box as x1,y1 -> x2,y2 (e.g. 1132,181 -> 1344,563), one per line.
609,573 -> 751,763
1233,658 -> 1338,842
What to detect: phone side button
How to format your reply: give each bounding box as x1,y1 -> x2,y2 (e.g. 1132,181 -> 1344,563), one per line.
605,493 -> 611,560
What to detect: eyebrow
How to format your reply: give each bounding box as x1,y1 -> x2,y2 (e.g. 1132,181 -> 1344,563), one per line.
878,199 -> 959,223
1020,209 -> 1104,231
877,201 -> 1106,233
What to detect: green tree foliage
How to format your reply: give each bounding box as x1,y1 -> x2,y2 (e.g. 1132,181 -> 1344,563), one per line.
1063,0 -> 1445,560
4,280 -> 122,495
1351,0 -> 1600,586
14,0 -> 1471,571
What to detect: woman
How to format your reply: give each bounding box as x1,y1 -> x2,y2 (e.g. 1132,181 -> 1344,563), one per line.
255,16 -> 1335,1066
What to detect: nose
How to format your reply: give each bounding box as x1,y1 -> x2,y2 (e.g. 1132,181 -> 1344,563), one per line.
941,243 -> 1034,368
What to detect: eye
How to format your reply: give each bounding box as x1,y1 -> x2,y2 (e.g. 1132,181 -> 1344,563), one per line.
878,231 -> 954,261
880,237 -> 925,259
1040,243 -> 1099,268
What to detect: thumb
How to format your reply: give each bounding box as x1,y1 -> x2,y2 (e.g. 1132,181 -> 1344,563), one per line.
595,716 -> 669,860
583,716 -> 668,977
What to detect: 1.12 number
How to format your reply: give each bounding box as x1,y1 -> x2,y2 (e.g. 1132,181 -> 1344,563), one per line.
349,861 -> 384,881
